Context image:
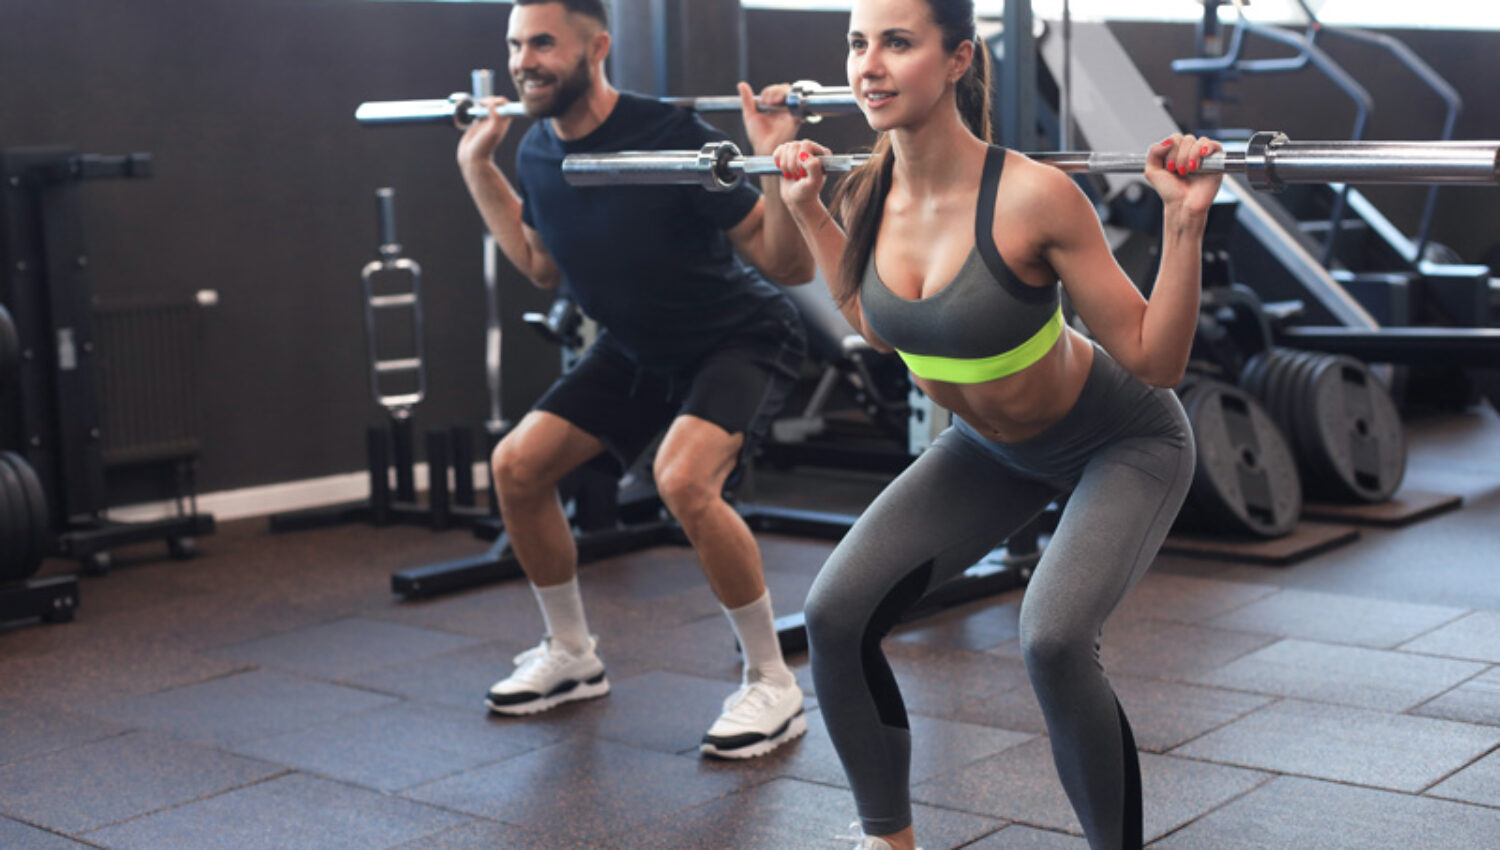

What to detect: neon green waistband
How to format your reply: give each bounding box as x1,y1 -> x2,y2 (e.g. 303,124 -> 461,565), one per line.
896,306 -> 1064,384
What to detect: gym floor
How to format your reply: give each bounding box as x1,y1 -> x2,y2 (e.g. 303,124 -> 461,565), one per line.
3,407 -> 1500,849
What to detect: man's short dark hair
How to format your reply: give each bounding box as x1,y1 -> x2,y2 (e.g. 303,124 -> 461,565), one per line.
516,0 -> 609,30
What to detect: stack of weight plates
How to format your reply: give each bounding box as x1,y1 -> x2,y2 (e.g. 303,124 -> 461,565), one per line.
1240,348 -> 1406,503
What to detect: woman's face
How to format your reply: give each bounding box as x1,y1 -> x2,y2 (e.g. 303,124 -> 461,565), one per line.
846,0 -> 965,133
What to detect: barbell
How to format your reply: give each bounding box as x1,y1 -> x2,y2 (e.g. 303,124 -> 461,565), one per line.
355,80 -> 859,130
560,132 -> 1500,193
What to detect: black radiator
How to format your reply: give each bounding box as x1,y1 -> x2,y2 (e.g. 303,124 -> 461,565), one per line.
91,295 -> 206,468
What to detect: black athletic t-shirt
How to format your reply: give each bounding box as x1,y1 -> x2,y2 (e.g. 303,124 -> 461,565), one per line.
517,92 -> 789,368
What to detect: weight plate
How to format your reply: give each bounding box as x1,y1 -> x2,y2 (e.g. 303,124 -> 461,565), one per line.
1238,349 -> 1273,401
1264,349 -> 1304,442
1302,356 -> 1406,502
1181,378 -> 1302,538
1175,371 -> 1207,400
0,452 -> 35,582
0,302 -> 19,386
1279,349 -> 1324,464
3,451 -> 49,574
1290,352 -> 1333,484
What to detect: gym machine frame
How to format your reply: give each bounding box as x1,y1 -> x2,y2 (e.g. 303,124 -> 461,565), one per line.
0,147 -> 215,583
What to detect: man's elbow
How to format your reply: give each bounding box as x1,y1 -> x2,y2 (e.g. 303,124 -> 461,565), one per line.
766,255 -> 817,286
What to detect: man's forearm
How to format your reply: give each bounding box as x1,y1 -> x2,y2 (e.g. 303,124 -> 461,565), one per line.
462,161 -> 556,288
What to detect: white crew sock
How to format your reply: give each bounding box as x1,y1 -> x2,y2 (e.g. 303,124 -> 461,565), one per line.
532,577 -> 591,653
723,590 -> 795,687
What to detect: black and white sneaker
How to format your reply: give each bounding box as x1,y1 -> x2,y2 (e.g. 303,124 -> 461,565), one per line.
485,636 -> 609,716
699,678 -> 807,759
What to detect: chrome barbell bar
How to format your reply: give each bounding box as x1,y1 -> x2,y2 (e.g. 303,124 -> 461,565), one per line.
561,132 -> 1500,193
355,79 -> 859,129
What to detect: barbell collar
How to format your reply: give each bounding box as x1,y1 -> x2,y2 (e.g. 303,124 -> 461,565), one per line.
1243,130 -> 1287,193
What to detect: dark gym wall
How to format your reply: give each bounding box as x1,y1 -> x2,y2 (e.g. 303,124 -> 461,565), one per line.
1,0 -> 547,497
1,2 -> 1495,501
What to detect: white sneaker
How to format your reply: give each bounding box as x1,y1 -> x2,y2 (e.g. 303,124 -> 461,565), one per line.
699,677 -> 807,759
485,636 -> 609,716
835,822 -> 922,850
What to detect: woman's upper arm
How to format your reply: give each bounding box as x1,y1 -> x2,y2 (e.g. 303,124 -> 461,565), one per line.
1028,167 -> 1149,360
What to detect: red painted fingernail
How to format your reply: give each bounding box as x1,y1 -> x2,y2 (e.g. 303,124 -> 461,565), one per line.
1201,145 -> 1210,157
1161,139 -> 1173,147
1190,159 -> 1199,170
1167,162 -> 1177,174
799,152 -> 809,161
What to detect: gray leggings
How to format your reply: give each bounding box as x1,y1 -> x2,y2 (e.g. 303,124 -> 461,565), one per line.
804,347 -> 1193,849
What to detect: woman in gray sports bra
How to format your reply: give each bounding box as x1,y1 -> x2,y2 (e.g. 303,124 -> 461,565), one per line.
761,1 -> 1223,848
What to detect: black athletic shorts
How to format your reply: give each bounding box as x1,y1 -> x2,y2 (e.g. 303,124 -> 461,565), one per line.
533,297 -> 807,473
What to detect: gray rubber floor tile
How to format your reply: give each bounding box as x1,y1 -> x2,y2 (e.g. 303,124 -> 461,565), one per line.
403,738 -> 753,843
1095,619 -> 1278,681
964,824 -> 1090,849
594,612 -> 752,683
0,701 -> 126,766
0,818 -> 99,850
1410,666 -> 1500,726
1152,775 -> 1500,849
231,700 -> 564,792
570,669 -> 764,755
913,736 -> 1268,840
366,580 -> 546,642
1109,572 -> 1279,625
388,820 -> 613,850
884,642 -> 1032,721
1426,748 -> 1500,808
210,616 -> 483,680
1171,699 -> 1500,791
951,683 -> 1049,734
95,668 -> 398,746
344,639 -> 537,710
0,731 -> 281,834
576,547 -> 724,630
83,773 -> 467,850
891,594 -> 1023,652
621,776 -> 1001,850
0,640 -> 250,710
1399,611 -> 1500,663
1203,588 -> 1467,648
1111,676 -> 1275,753
1186,638 -> 1486,711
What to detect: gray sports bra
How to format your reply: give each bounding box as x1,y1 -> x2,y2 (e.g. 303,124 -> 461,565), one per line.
859,145 -> 1064,384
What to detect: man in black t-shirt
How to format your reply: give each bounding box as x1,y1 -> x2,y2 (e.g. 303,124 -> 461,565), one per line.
456,0 -> 815,760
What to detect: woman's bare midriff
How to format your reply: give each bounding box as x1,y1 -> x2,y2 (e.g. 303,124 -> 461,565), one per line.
916,329 -> 1096,444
